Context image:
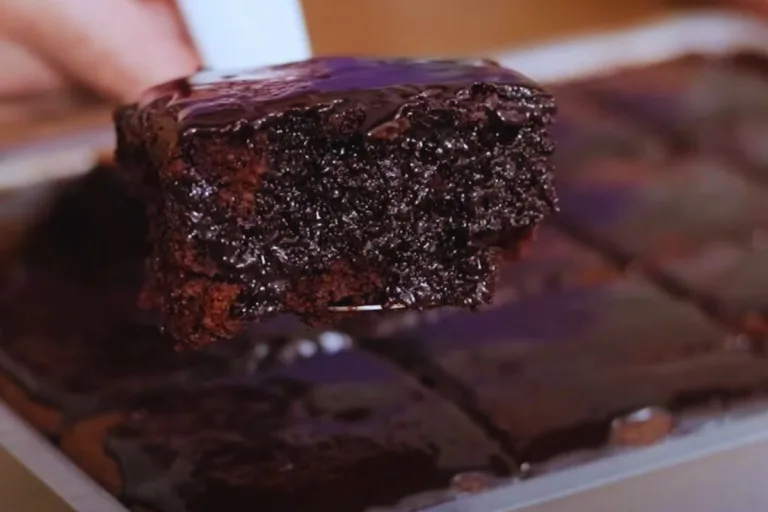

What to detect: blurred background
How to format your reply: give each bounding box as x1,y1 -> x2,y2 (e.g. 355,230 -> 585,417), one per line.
0,0 -> 762,203
303,0 -> 674,57
0,0 -> 752,253
0,0 -> 740,149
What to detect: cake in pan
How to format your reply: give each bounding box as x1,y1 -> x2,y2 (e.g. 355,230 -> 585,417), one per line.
2,53 -> 768,512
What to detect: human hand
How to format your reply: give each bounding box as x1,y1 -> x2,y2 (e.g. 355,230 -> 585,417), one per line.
0,0 -> 200,103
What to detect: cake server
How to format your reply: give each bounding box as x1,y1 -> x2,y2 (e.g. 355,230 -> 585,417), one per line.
176,2 -> 409,313
176,0 -> 312,71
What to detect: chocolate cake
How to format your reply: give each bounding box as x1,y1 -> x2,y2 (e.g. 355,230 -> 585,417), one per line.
8,51 -> 768,512
0,169 -> 230,434
577,54 -> 768,175
495,223 -> 616,294
656,241 -> 768,336
60,351 -> 513,512
363,231 -> 768,463
556,155 -> 768,263
115,57 -> 558,348
0,169 -> 381,435
547,87 -> 666,165
0,170 -> 516,511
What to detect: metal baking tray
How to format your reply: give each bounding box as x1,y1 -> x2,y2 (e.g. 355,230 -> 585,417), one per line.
0,128 -> 113,190
0,402 -> 125,512
2,8 -> 768,512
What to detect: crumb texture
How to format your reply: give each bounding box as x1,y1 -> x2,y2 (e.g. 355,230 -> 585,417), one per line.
116,57 -> 557,347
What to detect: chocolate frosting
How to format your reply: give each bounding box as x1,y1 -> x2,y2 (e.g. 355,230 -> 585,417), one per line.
137,57 -> 550,132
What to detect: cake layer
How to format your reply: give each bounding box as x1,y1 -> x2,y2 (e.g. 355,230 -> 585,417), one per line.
557,155 -> 768,262
656,241 -> 768,336
579,54 -> 768,176
549,87 -> 667,164
368,265 -> 762,463
116,57 -> 558,347
0,169 -> 325,434
60,350 -> 512,512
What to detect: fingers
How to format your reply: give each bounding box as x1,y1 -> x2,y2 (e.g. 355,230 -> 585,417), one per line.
0,39 -> 65,97
0,0 -> 200,103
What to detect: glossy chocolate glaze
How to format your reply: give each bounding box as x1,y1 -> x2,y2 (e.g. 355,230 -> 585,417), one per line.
547,87 -> 667,164
579,54 -> 768,174
0,170 -> 221,429
139,57 -> 547,132
61,350 -> 512,512
658,241 -> 768,336
117,57 -> 558,347
0,168 -> 340,432
552,67 -> 768,332
564,158 -> 768,259
367,261 -> 768,463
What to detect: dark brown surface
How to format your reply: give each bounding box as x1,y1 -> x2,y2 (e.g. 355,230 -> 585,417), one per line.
0,168 -> 514,512
0,168 -> 326,435
546,87 -> 666,165
554,54 -> 768,335
6,52 -> 768,512
367,267 -> 765,463
62,350 -> 512,512
657,241 -> 768,335
116,57 -> 557,348
0,169 -> 231,434
556,155 -> 768,261
363,226 -> 618,340
571,56 -> 706,139
575,53 -> 768,178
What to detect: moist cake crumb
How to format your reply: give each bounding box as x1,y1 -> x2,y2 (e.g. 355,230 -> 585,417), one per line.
116,57 -> 558,348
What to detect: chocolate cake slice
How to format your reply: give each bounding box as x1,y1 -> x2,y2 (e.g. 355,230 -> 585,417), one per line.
115,57 -> 557,348
549,88 -> 666,165
556,155 -> 768,263
61,349 -> 513,512
579,54 -> 768,174
363,232 -> 766,463
360,225 -> 615,340
656,241 -> 768,336
0,167 -> 322,435
0,168 -> 233,434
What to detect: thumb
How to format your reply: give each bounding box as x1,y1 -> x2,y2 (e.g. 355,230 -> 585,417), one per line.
0,0 -> 200,103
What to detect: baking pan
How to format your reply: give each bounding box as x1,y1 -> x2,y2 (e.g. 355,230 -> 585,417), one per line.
0,401 -> 125,512
0,128 -> 113,190
2,8 -> 768,512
